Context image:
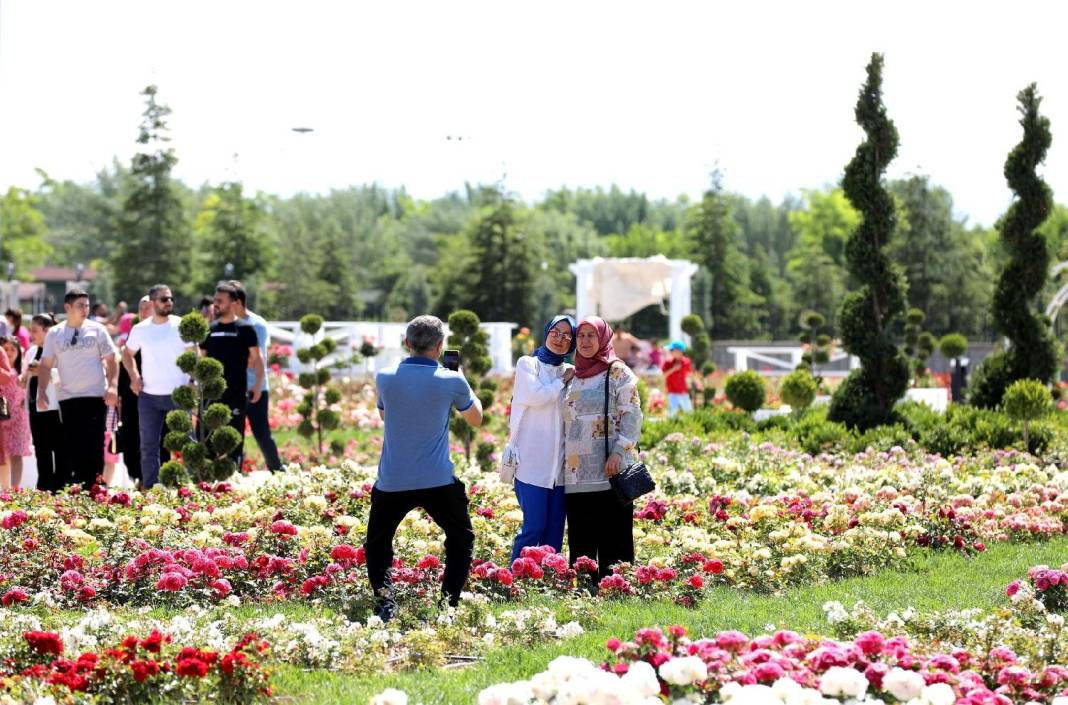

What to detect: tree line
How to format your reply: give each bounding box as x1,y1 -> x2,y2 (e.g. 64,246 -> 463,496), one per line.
3,84 -> 1068,341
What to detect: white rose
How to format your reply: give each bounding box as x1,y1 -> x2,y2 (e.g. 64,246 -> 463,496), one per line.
819,667 -> 868,699
921,683 -> 955,705
478,681 -> 533,705
882,668 -> 924,702
622,661 -> 661,698
369,688 -> 408,705
658,656 -> 708,687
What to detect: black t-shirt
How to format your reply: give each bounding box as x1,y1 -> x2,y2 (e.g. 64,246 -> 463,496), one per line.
199,320 -> 258,400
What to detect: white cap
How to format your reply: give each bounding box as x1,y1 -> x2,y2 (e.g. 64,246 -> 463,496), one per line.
139,295 -> 151,304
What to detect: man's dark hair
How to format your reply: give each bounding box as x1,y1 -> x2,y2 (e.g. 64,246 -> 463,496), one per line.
227,280 -> 247,305
406,315 -> 445,355
198,296 -> 213,310
214,282 -> 239,302
65,289 -> 89,305
148,283 -> 171,300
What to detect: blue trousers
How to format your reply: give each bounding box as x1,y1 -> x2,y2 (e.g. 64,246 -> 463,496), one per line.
511,479 -> 566,562
138,392 -> 178,489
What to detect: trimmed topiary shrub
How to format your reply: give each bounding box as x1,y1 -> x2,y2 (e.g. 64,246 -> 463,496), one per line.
160,311 -> 239,487
447,309 -> 493,462
725,370 -> 766,413
798,310 -> 830,386
295,314 -> 342,457
939,333 -> 968,364
1002,378 -> 1053,449
780,368 -> 818,416
681,314 -> 710,369
970,84 -> 1059,408
828,53 -> 910,430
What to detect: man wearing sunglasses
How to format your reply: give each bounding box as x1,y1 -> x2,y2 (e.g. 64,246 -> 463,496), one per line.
36,288 -> 119,490
123,284 -> 192,488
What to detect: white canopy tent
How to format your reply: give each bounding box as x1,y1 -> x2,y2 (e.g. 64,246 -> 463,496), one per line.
568,257 -> 699,342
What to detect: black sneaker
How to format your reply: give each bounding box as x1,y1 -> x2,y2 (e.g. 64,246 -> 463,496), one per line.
374,601 -> 397,624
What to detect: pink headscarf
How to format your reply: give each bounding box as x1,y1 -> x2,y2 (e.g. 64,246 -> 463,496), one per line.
574,316 -> 622,379
117,313 -> 136,345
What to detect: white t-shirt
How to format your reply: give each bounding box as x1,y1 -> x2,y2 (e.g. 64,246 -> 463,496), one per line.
124,316 -> 190,395
41,320 -> 117,401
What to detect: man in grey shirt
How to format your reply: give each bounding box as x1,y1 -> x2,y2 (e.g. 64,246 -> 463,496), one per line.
37,289 -> 119,489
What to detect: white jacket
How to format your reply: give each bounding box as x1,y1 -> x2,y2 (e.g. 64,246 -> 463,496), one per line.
25,345 -> 60,412
510,355 -> 569,489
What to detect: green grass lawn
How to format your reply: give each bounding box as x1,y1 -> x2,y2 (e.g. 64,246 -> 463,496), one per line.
265,536 -> 1068,704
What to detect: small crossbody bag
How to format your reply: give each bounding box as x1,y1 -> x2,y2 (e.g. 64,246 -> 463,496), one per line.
604,362 -> 654,506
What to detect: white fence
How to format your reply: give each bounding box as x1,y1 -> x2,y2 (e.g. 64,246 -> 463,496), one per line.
266,321 -> 517,376
724,345 -> 860,377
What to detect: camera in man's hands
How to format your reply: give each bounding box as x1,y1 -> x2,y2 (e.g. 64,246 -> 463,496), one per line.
442,349 -> 461,371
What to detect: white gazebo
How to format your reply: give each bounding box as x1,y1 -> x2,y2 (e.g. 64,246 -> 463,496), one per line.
568,257 -> 699,341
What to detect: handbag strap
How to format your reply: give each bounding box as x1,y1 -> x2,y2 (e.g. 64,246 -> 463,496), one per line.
604,362 -> 615,462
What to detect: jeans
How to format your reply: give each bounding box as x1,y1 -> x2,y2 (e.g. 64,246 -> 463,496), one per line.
29,408 -> 67,492
246,390 -> 282,471
511,479 -> 566,561
365,478 -> 474,609
58,397 -> 106,490
138,393 -> 177,488
668,393 -> 693,416
565,489 -> 635,580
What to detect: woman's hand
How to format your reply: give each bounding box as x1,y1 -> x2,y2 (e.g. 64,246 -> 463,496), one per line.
604,452 -> 622,478
561,366 -> 576,384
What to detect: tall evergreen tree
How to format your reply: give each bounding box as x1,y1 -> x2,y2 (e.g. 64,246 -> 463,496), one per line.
686,173 -> 762,338
191,183 -> 271,297
112,86 -> 189,304
828,53 -> 910,430
970,84 -> 1058,407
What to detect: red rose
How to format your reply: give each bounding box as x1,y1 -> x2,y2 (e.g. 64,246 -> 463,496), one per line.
24,631 -> 64,655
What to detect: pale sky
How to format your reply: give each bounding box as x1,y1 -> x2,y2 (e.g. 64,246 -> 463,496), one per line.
2,0 -> 1067,227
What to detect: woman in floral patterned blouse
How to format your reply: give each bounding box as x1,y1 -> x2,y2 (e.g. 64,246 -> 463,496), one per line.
562,316 -> 643,580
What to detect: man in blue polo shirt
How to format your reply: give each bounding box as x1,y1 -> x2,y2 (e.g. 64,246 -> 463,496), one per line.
365,315 -> 482,622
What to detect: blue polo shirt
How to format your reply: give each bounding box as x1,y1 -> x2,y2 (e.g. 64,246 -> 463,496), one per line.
374,357 -> 477,492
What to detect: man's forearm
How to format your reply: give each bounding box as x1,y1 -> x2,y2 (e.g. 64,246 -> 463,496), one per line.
105,357 -> 119,388
122,348 -> 140,382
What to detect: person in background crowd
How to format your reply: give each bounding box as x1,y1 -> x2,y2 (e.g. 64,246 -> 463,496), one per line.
198,296 -> 215,323
509,315 -> 575,562
648,338 -> 664,371
0,336 -> 32,489
201,283 -> 264,470
106,301 -> 128,338
367,315 -> 482,622
116,297 -> 151,487
5,310 -> 30,351
562,316 -> 644,581
24,314 -> 67,491
610,324 -> 642,368
228,280 -> 282,472
662,340 -> 693,416
124,285 -> 190,488
91,302 -> 109,326
37,289 -> 119,490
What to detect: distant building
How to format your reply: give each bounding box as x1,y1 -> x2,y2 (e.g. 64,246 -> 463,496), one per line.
27,266 -> 99,312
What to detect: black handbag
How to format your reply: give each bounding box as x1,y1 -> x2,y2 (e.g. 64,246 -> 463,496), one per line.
0,395 -> 8,421
604,362 -> 655,505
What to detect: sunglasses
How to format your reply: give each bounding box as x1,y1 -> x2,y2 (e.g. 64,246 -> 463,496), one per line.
70,328 -> 79,346
154,296 -> 174,303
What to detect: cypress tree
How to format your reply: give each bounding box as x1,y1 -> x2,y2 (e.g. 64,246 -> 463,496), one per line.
969,84 -> 1058,407
828,53 -> 910,430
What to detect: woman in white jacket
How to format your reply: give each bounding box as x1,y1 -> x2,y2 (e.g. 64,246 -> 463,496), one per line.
22,314 -> 66,491
509,315 -> 576,562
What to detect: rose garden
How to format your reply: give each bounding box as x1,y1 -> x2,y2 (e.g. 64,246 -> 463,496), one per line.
5,52 -> 1068,705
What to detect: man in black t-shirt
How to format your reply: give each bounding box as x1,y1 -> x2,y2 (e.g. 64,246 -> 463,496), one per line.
200,282 -> 265,470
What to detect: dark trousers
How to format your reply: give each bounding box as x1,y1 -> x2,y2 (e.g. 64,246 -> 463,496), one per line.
365,479 -> 474,607
138,393 -> 177,488
246,391 -> 281,471
221,391 -> 248,469
565,489 -> 635,580
58,397 -> 106,490
29,408 -> 67,492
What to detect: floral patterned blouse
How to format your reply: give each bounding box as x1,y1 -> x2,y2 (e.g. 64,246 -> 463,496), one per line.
561,363 -> 643,494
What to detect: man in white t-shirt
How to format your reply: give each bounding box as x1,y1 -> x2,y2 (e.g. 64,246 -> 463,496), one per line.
37,288 -> 119,490
123,284 -> 192,488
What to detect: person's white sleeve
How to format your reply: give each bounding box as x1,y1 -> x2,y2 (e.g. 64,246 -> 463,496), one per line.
125,326 -> 142,353
41,330 -> 57,361
512,356 -> 563,407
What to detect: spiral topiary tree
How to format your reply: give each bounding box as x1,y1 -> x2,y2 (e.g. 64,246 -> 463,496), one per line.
903,308 -> 936,384
296,314 -> 342,457
447,310 -> 494,462
970,84 -> 1058,408
159,312 -> 243,487
828,53 -> 910,430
